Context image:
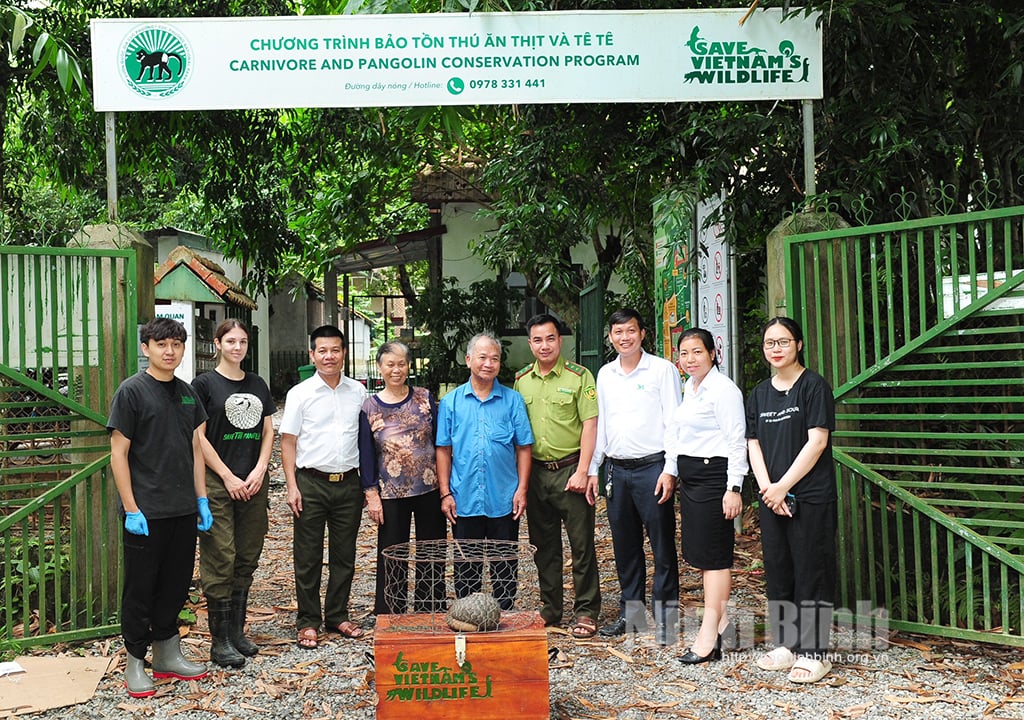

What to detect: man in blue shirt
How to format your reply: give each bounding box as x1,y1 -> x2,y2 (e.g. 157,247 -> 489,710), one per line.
436,332 -> 534,609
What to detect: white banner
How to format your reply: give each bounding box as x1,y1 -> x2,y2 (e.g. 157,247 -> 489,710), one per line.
154,302 -> 195,382
91,9 -> 822,111
695,195 -> 734,379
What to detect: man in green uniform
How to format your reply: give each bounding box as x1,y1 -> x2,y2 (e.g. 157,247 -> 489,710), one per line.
514,313 -> 601,637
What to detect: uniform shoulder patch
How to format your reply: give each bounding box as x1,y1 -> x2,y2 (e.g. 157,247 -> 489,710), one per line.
515,364 -> 534,381
564,361 -> 586,377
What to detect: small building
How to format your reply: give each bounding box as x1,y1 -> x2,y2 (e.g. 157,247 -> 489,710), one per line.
146,228 -> 271,384
152,244 -> 260,383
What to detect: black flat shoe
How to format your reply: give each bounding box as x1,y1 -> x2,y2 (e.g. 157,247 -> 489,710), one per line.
678,646 -> 722,664
599,618 -> 627,637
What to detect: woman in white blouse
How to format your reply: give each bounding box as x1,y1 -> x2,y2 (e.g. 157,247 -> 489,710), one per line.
666,328 -> 748,664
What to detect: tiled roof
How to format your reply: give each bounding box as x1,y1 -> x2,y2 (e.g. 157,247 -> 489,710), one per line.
154,245 -> 258,310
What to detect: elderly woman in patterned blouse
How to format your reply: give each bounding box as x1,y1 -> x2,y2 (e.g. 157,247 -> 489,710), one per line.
358,341 -> 447,614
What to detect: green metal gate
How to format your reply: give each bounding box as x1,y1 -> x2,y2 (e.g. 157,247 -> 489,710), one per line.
1,246 -> 137,649
577,279 -> 605,377
786,204 -> 1024,646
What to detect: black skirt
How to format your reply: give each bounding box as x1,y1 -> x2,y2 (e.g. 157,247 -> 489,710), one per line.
677,455 -> 734,570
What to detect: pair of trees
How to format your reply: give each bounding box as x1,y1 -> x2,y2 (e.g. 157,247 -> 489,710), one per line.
3,1 -> 1023,334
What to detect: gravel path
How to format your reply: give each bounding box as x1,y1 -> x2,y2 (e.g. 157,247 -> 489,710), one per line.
13,412 -> 1024,720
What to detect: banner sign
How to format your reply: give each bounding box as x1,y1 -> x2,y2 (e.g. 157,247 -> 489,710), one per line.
653,190 -> 694,362
91,9 -> 822,111
694,195 -> 734,378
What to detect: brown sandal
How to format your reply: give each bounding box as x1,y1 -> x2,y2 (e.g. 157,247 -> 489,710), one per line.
570,617 -> 597,638
329,621 -> 364,639
297,627 -> 319,649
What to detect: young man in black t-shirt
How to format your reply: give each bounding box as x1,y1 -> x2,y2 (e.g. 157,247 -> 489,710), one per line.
107,317 -> 213,697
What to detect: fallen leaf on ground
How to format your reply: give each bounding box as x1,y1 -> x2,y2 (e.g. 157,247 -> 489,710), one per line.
884,695 -> 945,704
606,646 -> 634,663
114,703 -> 153,714
887,637 -> 933,652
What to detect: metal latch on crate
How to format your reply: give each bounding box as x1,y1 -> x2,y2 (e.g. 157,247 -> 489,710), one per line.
454,633 -> 467,666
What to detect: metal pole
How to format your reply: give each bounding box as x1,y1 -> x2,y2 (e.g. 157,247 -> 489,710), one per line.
104,112 -> 118,221
802,99 -> 816,197
324,266 -> 338,327
342,273 -> 350,378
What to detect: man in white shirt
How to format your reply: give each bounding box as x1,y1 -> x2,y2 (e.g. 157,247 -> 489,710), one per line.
588,309 -> 682,643
280,325 -> 368,649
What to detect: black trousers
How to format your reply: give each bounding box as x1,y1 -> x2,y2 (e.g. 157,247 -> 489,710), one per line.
121,514 -> 197,660
759,500 -> 837,656
375,489 -> 448,614
451,513 -> 519,611
606,460 -> 679,622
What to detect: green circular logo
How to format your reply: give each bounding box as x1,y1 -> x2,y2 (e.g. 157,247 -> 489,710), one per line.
446,77 -> 465,95
120,26 -> 192,98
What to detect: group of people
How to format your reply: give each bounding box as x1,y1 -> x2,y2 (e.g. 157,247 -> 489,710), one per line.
590,310 -> 836,686
108,307 -> 836,698
661,314 -> 837,686
109,316 -> 274,697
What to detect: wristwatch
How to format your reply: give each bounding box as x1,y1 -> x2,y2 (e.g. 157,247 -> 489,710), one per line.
727,484 -> 742,494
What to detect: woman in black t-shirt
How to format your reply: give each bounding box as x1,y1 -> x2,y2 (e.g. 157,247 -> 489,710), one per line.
193,320 -> 276,668
746,317 -> 836,684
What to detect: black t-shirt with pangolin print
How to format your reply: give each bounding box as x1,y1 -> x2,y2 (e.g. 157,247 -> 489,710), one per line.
191,369 -> 276,480
745,368 -> 836,503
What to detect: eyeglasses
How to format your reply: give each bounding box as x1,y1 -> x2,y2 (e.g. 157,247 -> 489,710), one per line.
763,338 -> 794,349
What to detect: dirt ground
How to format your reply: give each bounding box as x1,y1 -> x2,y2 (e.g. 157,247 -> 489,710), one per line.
10,415 -> 1024,719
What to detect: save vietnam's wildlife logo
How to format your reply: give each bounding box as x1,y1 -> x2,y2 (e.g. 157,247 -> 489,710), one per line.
120,26 -> 193,98
682,25 -> 811,86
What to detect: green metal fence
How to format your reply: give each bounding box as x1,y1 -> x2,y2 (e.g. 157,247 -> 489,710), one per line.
577,280 -> 605,377
786,205 -> 1024,645
1,246 -> 137,649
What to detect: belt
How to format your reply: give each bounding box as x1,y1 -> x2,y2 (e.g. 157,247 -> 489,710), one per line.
538,452 -> 581,472
607,452 -> 665,469
299,467 -> 355,483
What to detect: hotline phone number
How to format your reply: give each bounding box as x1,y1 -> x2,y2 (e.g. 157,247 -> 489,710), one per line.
469,78 -> 545,89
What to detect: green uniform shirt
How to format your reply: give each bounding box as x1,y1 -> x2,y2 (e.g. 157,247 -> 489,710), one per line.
514,358 -> 598,462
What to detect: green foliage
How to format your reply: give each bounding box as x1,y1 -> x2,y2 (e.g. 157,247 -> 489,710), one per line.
0,175 -> 103,245
1,0 -> 1022,328
175,590 -> 203,626
408,277 -> 522,393
0,4 -> 85,93
0,534 -> 71,632
476,101 -> 675,322
177,607 -> 197,624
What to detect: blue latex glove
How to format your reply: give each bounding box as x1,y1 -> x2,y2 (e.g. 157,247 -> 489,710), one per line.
124,510 -> 149,536
197,497 -> 213,532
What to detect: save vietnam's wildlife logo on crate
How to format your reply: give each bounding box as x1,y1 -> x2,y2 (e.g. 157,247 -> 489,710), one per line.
119,25 -> 193,98
384,652 -> 494,702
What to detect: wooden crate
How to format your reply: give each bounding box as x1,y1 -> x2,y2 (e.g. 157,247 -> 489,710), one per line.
374,611 -> 549,720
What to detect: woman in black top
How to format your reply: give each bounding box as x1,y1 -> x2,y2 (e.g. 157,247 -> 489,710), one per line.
746,317 -> 836,684
193,319 -> 275,668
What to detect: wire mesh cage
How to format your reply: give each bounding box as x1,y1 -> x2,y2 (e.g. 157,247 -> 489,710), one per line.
379,538 -> 539,634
